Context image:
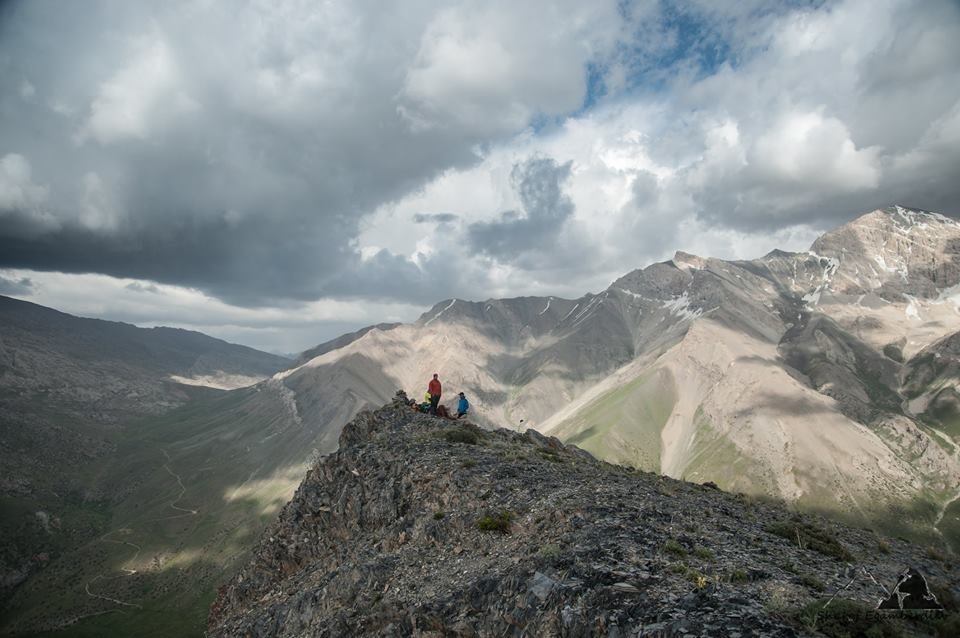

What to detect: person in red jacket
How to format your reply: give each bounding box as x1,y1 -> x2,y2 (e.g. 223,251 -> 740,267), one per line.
427,373 -> 442,415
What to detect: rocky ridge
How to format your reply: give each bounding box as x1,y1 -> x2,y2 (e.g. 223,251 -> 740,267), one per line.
208,394 -> 959,637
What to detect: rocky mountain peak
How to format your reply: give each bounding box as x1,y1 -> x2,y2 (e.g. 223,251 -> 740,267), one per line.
807,205 -> 960,300
672,251 -> 708,273
207,393 -> 958,637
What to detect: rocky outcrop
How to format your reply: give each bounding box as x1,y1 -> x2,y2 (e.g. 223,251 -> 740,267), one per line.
208,394 -> 959,637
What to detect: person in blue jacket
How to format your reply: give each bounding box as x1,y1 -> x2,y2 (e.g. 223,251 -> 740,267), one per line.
456,392 -> 470,419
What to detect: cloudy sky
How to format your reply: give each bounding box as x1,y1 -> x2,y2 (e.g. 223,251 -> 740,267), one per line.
1,0 -> 958,354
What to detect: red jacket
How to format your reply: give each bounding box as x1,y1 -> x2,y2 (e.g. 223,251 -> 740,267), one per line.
428,378 -> 441,397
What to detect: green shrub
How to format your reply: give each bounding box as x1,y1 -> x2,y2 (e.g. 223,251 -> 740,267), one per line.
728,569 -> 748,583
444,428 -> 479,445
926,545 -> 946,561
538,449 -> 564,463
663,538 -> 686,558
877,540 -> 890,554
538,544 -> 560,559
764,517 -> 854,562
799,573 -> 826,592
692,545 -> 715,561
477,510 -> 515,533
433,511 -> 445,520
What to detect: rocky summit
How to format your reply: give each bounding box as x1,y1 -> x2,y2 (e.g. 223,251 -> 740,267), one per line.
208,393 -> 959,637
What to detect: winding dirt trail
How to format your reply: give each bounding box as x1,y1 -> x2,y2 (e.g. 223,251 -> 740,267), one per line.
84,575 -> 141,609
148,448 -> 199,521
83,447 -> 200,610
99,530 -> 142,575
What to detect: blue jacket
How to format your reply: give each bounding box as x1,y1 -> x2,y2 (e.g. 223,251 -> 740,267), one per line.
457,396 -> 469,413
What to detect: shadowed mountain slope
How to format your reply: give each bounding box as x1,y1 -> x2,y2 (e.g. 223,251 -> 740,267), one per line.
0,297 -> 289,634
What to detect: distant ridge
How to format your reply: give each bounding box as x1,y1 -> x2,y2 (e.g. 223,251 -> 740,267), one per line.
295,322 -> 400,365
0,294 -> 290,377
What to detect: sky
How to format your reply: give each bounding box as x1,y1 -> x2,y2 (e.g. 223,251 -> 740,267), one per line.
1,0 -> 959,354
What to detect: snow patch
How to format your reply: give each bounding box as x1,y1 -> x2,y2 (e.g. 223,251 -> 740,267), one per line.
569,293 -> 609,329
903,294 -> 921,321
559,303 -> 579,322
614,287 -> 646,302
538,298 -> 552,315
424,299 -> 457,326
799,252 -> 840,308
661,292 -> 702,321
894,205 -> 930,231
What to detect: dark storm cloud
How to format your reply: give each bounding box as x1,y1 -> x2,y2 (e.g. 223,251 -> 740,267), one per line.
413,213 -> 459,224
0,1 -> 609,305
2,0 -> 960,327
467,158 -> 574,260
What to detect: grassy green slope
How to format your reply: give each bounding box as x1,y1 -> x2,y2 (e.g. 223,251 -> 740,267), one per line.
550,369 -> 676,471
679,407 -> 774,495
2,386 -> 313,637
548,378 -> 953,548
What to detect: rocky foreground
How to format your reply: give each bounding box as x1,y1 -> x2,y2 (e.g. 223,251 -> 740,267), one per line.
208,393 -> 958,637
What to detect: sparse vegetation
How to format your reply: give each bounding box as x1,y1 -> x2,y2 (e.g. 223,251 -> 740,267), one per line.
656,481 -> 677,497
538,544 -> 560,559
461,459 -> 477,468
433,511 -> 445,520
764,517 -> 854,562
538,449 -> 564,463
443,428 -> 480,445
728,569 -> 748,583
477,510 -> 515,533
798,572 -> 825,592
877,539 -> 890,554
925,545 -> 946,561
684,568 -> 707,588
663,538 -> 686,558
692,545 -> 714,561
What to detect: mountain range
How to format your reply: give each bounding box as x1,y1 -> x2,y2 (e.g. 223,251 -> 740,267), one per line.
272,205 -> 960,542
1,205 -> 958,636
